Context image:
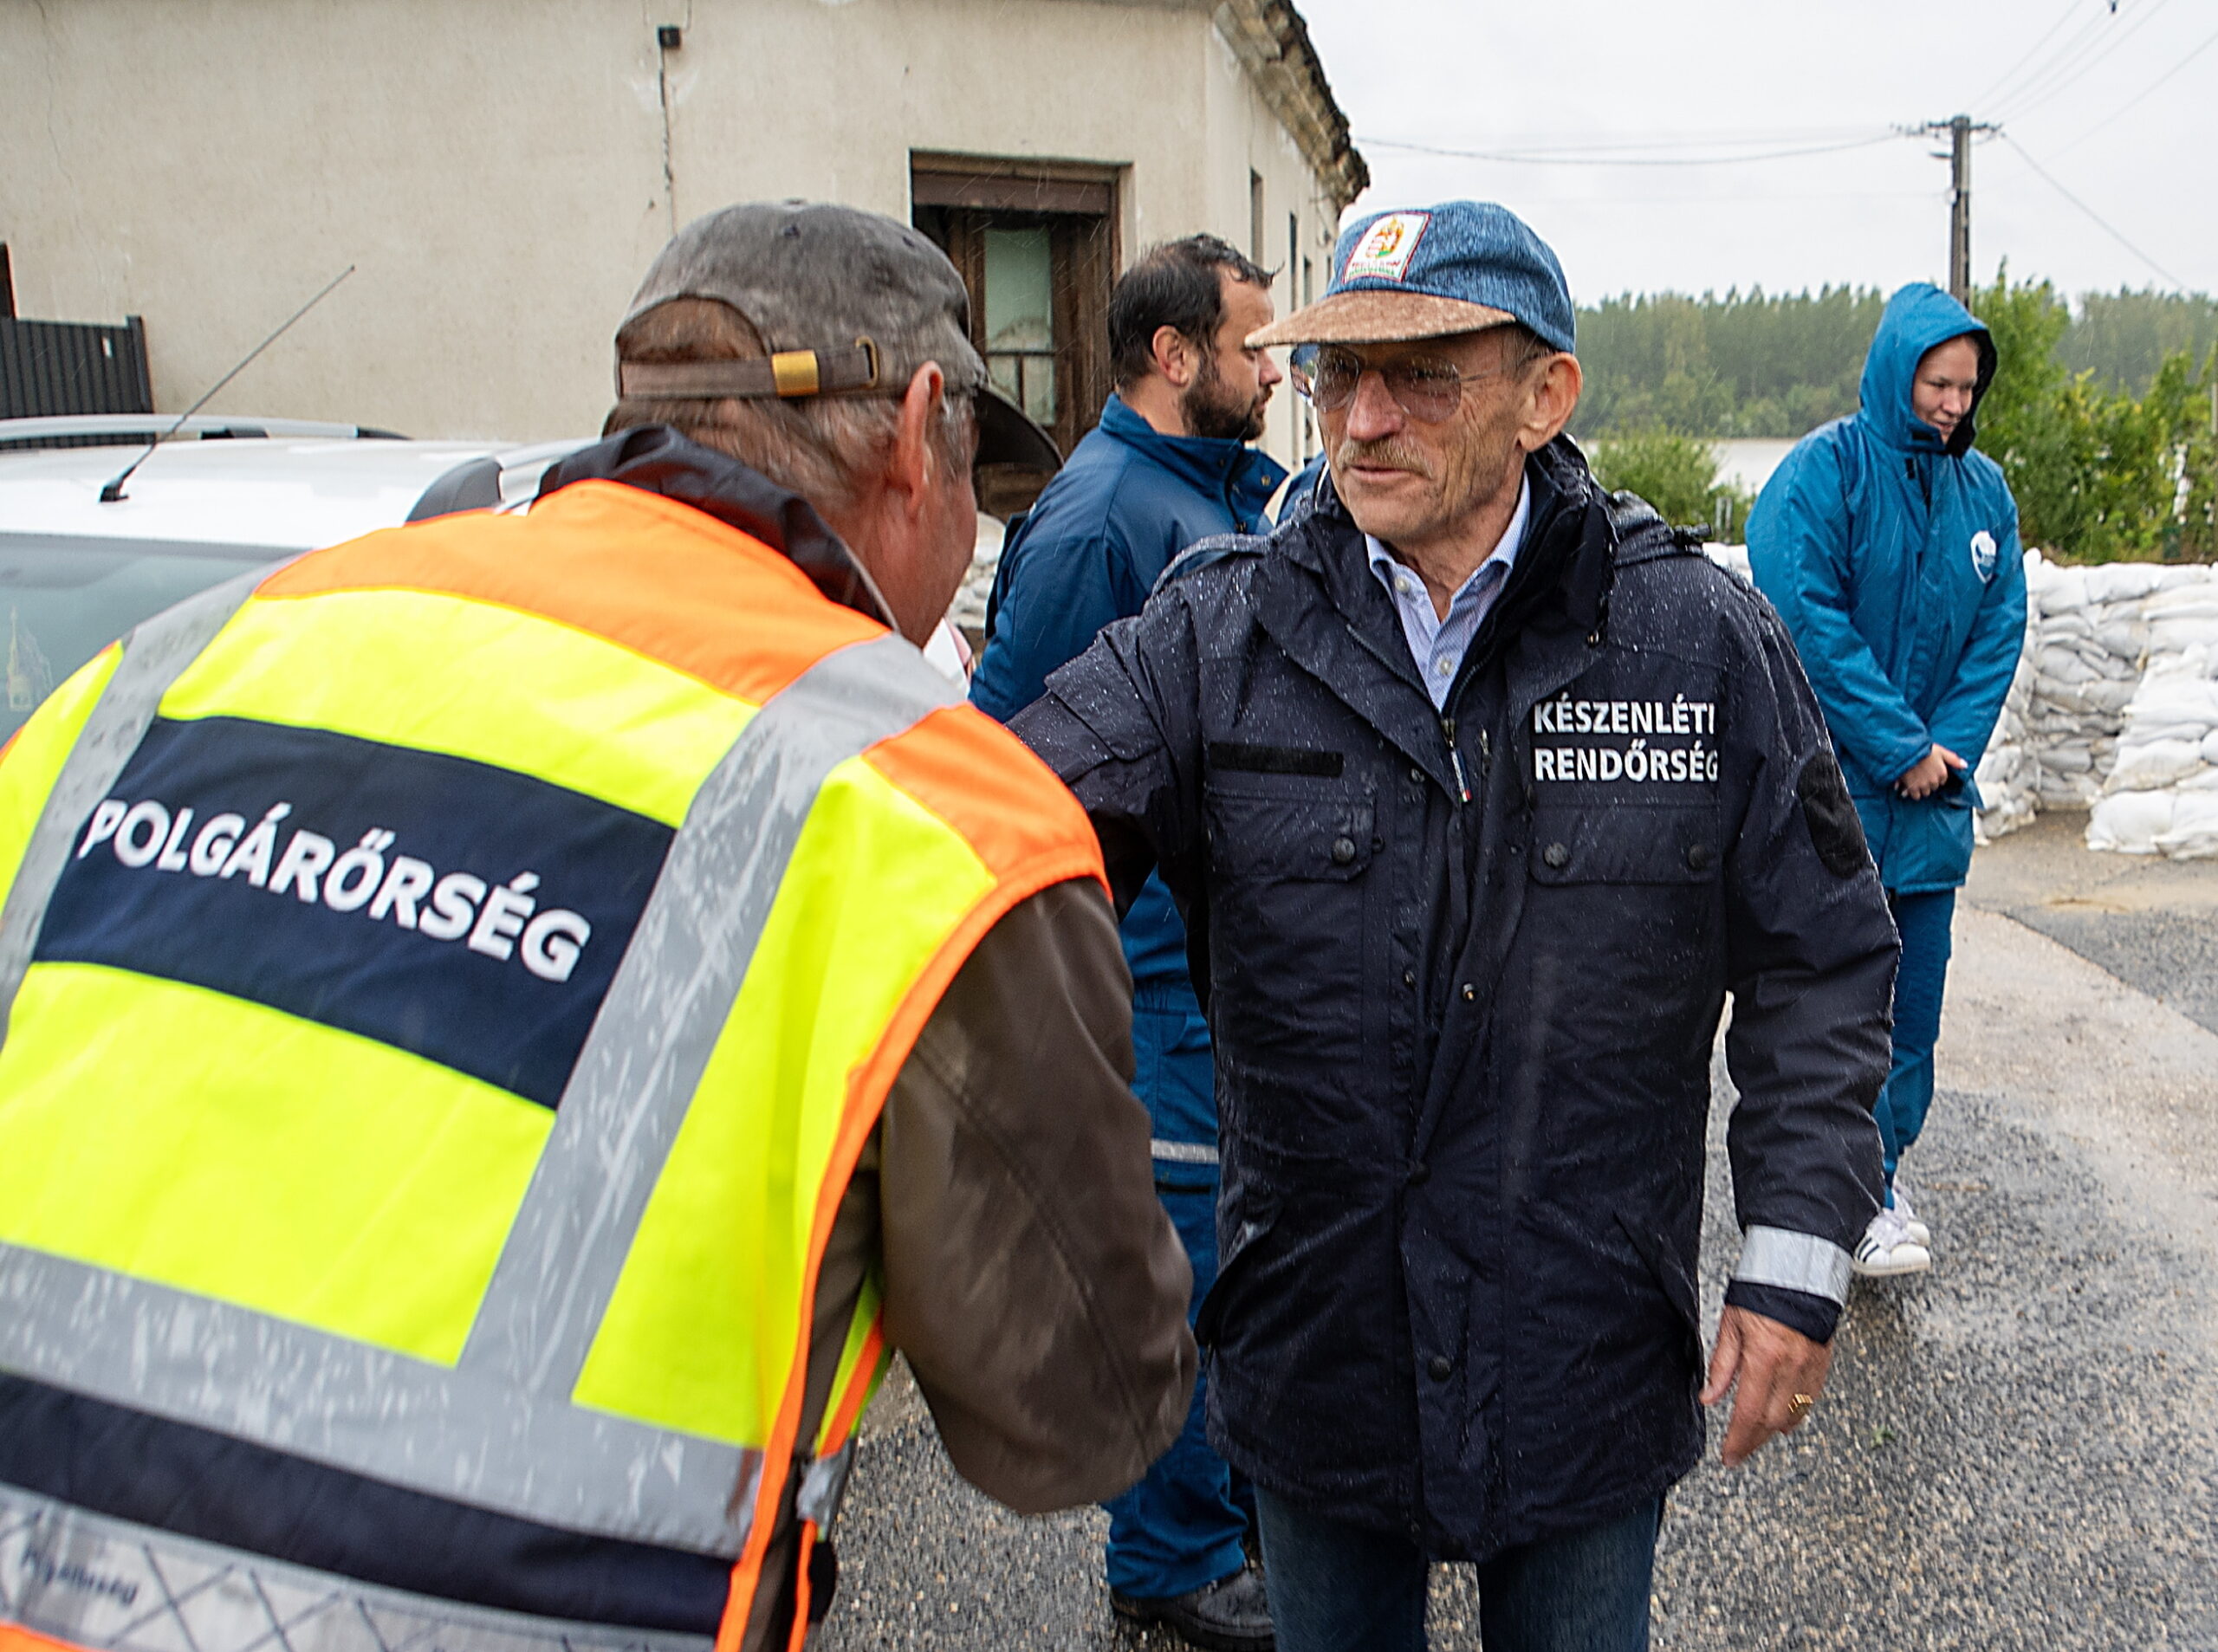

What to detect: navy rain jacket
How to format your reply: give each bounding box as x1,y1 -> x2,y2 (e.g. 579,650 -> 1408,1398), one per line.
1012,441 -> 1894,1554
1747,283 -> 2027,892
974,393 -> 1282,994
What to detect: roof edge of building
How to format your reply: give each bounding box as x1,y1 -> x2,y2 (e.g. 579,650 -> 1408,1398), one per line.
1209,0 -> 1369,212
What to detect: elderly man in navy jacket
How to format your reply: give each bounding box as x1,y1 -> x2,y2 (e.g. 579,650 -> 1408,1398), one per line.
1011,202 -> 1896,1652
972,234 -> 1285,1650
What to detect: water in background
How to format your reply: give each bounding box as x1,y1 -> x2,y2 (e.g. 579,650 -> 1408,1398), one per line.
1710,437 -> 1798,502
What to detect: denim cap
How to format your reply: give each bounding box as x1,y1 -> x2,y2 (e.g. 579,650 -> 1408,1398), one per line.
1248,201 -> 1575,354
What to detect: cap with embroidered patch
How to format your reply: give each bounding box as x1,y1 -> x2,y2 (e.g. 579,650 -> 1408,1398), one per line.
1248,201 -> 1575,353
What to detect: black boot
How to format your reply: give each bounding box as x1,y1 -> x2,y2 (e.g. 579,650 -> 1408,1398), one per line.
1112,1564 -> 1274,1651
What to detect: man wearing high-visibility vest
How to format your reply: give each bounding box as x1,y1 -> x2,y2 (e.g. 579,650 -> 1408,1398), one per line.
0,203 -> 1195,1652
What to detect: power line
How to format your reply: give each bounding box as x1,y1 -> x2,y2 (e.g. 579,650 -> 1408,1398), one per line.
1358,125 -> 1884,154
1971,0 -> 2091,111
1495,189 -> 1939,208
1982,0 -> 2124,113
1355,132 -> 1897,168
1999,132 -> 2188,288
1995,0 -> 2176,123
2054,17 -> 2218,155
1985,3 -> 2117,114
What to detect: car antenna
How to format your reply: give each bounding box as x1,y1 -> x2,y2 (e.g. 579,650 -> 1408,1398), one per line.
99,264 -> 356,503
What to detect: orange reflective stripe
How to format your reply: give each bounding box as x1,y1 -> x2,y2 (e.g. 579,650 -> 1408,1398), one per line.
820,1320 -> 886,1452
782,1523 -> 819,1652
257,481 -> 883,706
1,1626 -> 88,1652
862,704 -> 1106,893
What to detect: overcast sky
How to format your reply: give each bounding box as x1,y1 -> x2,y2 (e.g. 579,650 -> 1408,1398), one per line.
1295,0 -> 2215,307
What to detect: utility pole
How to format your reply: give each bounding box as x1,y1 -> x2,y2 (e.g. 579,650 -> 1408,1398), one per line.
1946,114 -> 1974,302
1916,114 -> 1998,302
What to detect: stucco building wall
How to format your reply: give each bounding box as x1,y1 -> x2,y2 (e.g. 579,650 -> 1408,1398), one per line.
1,0 -> 1356,467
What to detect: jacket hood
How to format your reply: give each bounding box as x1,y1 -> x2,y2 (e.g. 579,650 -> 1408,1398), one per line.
1857,282 -> 1996,459
1098,394 -> 1287,522
535,424 -> 898,628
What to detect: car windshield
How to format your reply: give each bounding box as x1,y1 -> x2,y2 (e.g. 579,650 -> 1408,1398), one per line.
0,534 -> 282,742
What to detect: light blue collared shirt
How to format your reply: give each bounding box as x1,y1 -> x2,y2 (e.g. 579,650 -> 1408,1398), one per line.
1366,478 -> 1531,709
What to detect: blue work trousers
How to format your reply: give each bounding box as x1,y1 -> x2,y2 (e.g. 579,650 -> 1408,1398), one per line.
1877,888 -> 1956,1185
1103,988 -> 1251,1600
1253,1490 -> 1663,1652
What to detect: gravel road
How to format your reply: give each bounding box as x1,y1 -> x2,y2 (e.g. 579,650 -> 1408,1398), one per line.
820,819 -> 2218,1650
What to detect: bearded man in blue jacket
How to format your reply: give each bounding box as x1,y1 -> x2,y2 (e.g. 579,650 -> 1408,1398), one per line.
1748,282 -> 2028,1278
972,233 -> 1285,1651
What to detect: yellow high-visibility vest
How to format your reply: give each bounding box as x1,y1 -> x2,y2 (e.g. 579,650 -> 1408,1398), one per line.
0,478 -> 1105,1652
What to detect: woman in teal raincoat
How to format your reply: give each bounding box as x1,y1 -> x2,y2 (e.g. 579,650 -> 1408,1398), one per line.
1748,282 -> 2028,1276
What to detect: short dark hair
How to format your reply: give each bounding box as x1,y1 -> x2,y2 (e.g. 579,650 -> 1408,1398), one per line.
1109,235 -> 1274,391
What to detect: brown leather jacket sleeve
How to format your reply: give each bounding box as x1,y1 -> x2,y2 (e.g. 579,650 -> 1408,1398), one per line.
877,876 -> 1196,1513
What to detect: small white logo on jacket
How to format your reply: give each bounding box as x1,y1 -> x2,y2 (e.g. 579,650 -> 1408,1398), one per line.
1970,529 -> 1999,582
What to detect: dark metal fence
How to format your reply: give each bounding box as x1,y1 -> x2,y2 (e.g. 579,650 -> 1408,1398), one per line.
0,316 -> 153,421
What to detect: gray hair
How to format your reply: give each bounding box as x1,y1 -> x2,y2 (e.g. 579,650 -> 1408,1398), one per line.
606,297 -> 975,518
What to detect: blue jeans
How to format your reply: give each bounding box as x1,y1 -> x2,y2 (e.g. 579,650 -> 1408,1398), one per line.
1253,1491 -> 1662,1652
1876,889 -> 1955,1186
1103,991 -> 1251,1599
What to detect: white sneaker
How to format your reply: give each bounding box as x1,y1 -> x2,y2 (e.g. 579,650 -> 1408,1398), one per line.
1852,1208 -> 1932,1278
1889,1182 -> 1932,1249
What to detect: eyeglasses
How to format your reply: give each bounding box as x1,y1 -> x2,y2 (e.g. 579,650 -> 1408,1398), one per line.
1290,345 -> 1525,424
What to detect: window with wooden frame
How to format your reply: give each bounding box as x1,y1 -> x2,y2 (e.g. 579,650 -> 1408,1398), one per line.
911,154 -> 1119,501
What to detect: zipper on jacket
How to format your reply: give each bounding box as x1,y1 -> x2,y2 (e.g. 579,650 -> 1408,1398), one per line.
1442,716 -> 1472,803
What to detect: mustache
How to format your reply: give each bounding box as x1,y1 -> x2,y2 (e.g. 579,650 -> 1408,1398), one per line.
1336,437 -> 1430,476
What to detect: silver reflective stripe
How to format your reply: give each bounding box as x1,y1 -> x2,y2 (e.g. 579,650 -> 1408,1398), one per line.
0,1484 -> 711,1652
1733,1225 -> 1853,1305
0,567 -> 266,1035
0,627 -> 955,1558
792,1440 -> 857,1529
0,1245 -> 762,1554
463,632 -> 958,1396
1150,1139 -> 1220,1166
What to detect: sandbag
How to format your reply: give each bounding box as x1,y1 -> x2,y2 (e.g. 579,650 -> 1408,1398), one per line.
2106,739 -> 2207,791
2087,790 -> 2176,853
2152,792 -> 2218,858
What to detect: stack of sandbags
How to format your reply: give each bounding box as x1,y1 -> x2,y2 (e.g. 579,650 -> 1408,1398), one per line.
1973,640 -> 2039,842
2086,643 -> 2218,857
2020,557 -> 2172,808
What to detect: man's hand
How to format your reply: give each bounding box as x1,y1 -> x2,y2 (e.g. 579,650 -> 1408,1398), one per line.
1699,1305 -> 1833,1467
1896,742 -> 1967,800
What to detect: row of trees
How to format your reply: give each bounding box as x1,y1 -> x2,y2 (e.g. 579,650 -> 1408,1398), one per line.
1572,283 -> 2218,440
1974,272 -> 2218,562
1574,279 -> 2218,561
1572,286 -> 1886,439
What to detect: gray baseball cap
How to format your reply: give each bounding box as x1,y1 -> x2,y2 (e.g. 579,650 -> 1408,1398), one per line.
617,201 -> 1060,473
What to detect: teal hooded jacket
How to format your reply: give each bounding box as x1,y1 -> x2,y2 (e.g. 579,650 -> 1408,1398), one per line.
1748,282 -> 2027,893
